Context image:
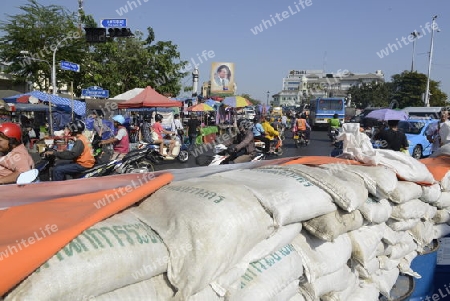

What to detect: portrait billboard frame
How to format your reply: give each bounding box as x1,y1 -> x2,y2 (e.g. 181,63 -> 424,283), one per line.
210,62 -> 235,95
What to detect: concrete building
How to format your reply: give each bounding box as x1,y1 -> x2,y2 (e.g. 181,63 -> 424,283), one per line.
272,69 -> 385,107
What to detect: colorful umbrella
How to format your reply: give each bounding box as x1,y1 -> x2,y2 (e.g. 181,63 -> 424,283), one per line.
366,108 -> 409,121
222,96 -> 251,108
187,103 -> 215,112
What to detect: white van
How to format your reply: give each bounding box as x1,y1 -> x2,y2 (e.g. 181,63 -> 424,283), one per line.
402,107 -> 444,119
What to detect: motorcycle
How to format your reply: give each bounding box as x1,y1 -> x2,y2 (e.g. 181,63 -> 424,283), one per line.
254,136 -> 283,156
138,134 -> 189,164
293,131 -> 309,148
203,144 -> 264,166
328,128 -> 340,143
35,145 -> 154,181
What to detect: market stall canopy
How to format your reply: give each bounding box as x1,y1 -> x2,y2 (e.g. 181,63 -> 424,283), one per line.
222,96 -> 252,108
187,103 -> 215,112
118,86 -> 183,108
3,91 -> 85,116
112,88 -> 145,100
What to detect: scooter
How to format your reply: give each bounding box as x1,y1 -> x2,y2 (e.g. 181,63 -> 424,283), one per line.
328,128 -> 340,143
196,144 -> 264,166
293,131 -> 309,148
254,136 -> 283,156
138,134 -> 189,163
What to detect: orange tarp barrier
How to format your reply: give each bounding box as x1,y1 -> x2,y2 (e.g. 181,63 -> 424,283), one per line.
420,156 -> 450,181
0,172 -> 173,296
283,156 -> 362,166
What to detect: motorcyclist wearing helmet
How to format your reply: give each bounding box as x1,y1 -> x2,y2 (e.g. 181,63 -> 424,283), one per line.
44,120 -> 95,181
328,113 -> 341,131
100,115 -> 130,159
224,118 -> 256,164
0,122 -> 35,184
152,114 -> 176,158
296,113 -> 311,144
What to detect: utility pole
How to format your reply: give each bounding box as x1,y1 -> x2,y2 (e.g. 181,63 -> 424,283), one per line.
424,15 -> 438,107
410,30 -> 420,72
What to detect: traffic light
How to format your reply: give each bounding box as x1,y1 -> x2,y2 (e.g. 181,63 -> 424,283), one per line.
84,28 -> 106,43
108,28 -> 133,37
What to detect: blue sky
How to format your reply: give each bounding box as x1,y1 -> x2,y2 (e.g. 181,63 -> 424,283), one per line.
3,0 -> 450,102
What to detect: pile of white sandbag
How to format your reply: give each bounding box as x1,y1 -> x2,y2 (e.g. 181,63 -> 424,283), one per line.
5,150 -> 450,301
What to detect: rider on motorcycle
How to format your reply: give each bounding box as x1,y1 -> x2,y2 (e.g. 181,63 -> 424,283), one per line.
328,113 -> 342,141
252,117 -> 270,153
100,115 -> 130,160
0,122 -> 35,184
296,113 -> 311,144
261,116 -> 280,153
152,114 -> 176,159
44,120 -> 95,181
224,118 -> 256,163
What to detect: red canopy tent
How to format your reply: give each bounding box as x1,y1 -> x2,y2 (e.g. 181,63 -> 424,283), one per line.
117,86 -> 183,108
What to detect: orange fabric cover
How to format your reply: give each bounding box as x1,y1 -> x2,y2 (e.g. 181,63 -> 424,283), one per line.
420,156 -> 450,181
283,156 -> 362,166
0,172 -> 173,296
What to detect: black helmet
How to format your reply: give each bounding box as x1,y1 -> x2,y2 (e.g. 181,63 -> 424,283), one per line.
333,113 -> 339,119
143,114 -> 152,122
237,118 -> 252,131
66,120 -> 85,135
155,114 -> 163,122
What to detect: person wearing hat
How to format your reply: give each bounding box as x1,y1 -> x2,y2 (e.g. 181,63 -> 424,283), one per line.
44,120 -> 95,181
0,122 -> 35,184
100,115 -> 130,160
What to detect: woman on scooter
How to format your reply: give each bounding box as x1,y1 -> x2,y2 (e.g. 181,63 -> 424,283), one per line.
44,120 -> 95,181
99,115 -> 130,160
152,114 -> 176,159
0,122 -> 35,184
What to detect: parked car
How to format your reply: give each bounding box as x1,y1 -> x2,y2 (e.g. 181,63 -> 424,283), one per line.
398,118 -> 438,159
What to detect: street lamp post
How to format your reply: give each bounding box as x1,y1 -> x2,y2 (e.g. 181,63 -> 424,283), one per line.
424,15 -> 438,107
266,91 -> 270,106
410,30 -> 420,72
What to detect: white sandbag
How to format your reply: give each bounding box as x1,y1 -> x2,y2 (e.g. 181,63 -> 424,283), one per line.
283,164 -> 368,211
358,198 -> 392,224
225,244 -> 304,301
435,191 -> 450,209
409,220 -> 435,251
421,183 -> 442,204
320,271 -> 360,301
388,235 -> 417,260
391,199 -> 437,220
389,181 -> 423,204
337,122 -> 380,165
269,280 -> 300,301
352,257 -> 379,279
289,293 -> 306,301
434,223 -> 450,239
324,164 -> 398,199
5,209 -> 168,301
342,281 -> 380,301
382,228 -> 407,245
187,285 -> 223,301
94,274 -> 175,301
375,149 -> 435,184
348,223 -> 386,266
398,251 -> 420,278
378,255 -> 400,271
299,265 -> 355,300
440,170 -> 450,191
433,209 -> 450,224
370,267 -> 399,299
291,231 -> 352,282
303,209 -> 364,242
386,218 -> 420,231
209,167 -> 337,226
211,223 -> 302,296
133,177 -> 275,299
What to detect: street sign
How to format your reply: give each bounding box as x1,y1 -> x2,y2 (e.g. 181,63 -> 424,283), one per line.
81,86 -> 109,98
101,19 -> 127,28
60,60 -> 80,72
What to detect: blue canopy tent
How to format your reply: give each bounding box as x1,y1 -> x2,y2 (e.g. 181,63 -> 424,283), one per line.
3,91 -> 86,116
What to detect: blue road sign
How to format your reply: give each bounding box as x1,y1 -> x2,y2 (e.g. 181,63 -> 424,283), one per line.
60,60 -> 80,72
81,86 -> 109,98
101,19 -> 127,28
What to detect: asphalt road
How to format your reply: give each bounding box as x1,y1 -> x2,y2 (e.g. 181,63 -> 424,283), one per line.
153,128 -> 334,171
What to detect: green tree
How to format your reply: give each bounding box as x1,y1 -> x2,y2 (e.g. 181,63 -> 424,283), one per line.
347,82 -> 391,109
390,71 -> 447,107
0,0 -> 188,98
